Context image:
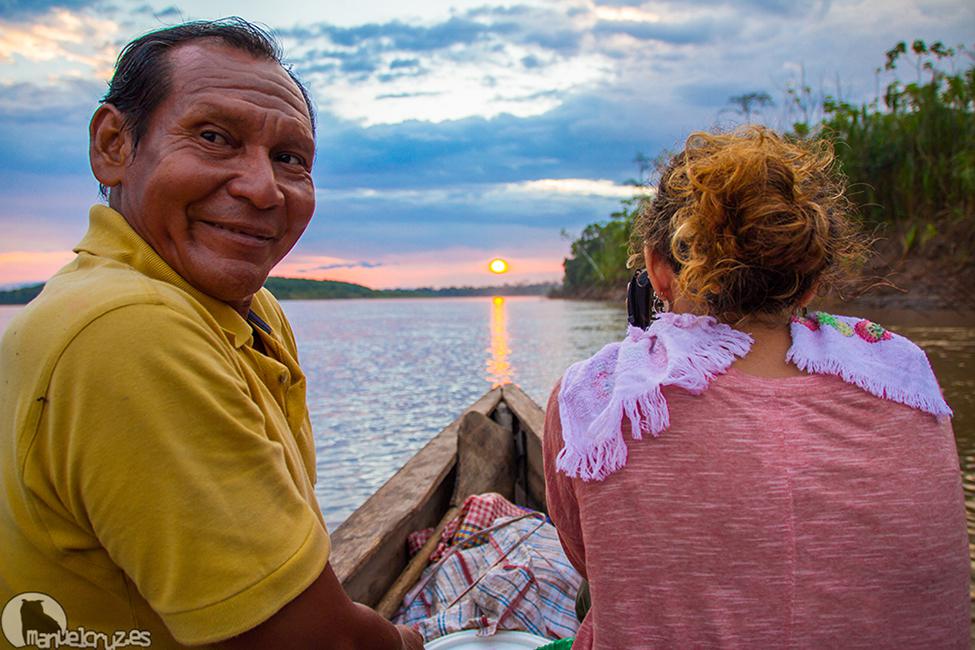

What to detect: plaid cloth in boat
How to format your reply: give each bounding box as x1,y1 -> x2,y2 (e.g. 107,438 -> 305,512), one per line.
396,498 -> 582,643
408,493 -> 529,562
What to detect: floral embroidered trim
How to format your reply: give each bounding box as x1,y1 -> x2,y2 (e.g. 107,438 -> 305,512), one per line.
854,319 -> 893,343
793,312 -> 893,344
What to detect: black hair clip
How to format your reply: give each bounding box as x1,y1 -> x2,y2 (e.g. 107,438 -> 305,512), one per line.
626,269 -> 653,329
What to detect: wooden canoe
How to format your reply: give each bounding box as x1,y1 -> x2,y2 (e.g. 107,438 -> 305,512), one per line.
329,384 -> 548,617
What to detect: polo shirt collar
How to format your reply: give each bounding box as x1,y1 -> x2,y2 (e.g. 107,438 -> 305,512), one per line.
75,205 -> 254,348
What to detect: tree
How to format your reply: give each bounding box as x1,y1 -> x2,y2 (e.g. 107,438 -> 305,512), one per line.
727,91 -> 774,123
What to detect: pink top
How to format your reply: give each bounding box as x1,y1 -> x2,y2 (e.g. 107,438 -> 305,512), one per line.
543,368 -> 969,649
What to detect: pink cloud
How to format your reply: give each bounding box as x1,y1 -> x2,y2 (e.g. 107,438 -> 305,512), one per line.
0,250 -> 74,285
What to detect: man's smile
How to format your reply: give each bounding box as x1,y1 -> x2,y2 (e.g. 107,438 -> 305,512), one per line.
198,220 -> 278,246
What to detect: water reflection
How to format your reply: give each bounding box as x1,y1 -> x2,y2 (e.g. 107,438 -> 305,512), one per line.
486,296 -> 513,387
281,296 -> 623,528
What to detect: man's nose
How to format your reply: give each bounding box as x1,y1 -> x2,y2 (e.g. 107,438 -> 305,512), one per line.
227,150 -> 285,210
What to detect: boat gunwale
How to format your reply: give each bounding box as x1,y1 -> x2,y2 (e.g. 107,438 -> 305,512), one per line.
330,384 -> 547,607
331,387 -> 502,603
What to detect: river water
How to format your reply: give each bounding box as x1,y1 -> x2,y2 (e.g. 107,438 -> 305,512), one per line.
1,298 -> 972,565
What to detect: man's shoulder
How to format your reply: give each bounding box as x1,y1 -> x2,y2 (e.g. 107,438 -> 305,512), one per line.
2,258 -> 223,379
34,257 -> 209,326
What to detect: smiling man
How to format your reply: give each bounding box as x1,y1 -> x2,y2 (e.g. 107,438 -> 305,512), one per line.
0,19 -> 422,649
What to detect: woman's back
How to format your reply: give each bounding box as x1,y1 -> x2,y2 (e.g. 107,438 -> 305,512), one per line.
545,127 -> 969,647
544,370 -> 969,649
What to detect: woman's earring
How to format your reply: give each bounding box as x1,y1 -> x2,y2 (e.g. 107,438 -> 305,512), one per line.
651,294 -> 669,316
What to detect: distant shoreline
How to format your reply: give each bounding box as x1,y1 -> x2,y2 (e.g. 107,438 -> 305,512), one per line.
0,277 -> 561,305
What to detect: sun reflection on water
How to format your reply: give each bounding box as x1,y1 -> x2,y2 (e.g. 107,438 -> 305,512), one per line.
486,296 -> 512,387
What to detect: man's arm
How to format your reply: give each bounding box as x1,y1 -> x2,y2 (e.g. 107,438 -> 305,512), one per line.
35,303 -> 421,647
218,564 -> 422,650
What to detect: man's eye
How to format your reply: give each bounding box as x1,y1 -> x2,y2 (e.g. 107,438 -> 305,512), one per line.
201,131 -> 228,144
276,153 -> 306,166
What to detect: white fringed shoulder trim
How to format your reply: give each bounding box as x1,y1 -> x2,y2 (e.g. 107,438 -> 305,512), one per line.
556,312 -> 950,482
556,313 -> 752,481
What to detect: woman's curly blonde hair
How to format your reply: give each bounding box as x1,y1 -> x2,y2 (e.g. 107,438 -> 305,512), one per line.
629,126 -> 867,322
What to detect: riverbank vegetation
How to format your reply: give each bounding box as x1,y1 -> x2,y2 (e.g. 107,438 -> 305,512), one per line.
560,40 -> 975,309
0,284 -> 43,305
0,277 -> 558,304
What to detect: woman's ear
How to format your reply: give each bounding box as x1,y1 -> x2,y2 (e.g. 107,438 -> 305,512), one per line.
89,104 -> 131,192
644,245 -> 676,302
798,283 -> 818,309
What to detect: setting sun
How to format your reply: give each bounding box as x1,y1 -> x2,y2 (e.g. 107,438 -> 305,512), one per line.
489,258 -> 509,274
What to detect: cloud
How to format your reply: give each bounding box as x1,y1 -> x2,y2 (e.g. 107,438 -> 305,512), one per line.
729,0 -> 831,16
332,17 -> 497,51
593,16 -> 724,45
389,57 -> 420,69
0,8 -> 118,80
499,178 -> 649,199
376,90 -> 441,100
272,1 -> 828,128
0,77 -> 102,117
310,86 -> 687,193
592,0 -> 647,6
625,0 -> 830,17
290,7 -> 582,57
307,260 -> 384,271
0,79 -> 102,174
0,250 -> 75,284
279,5 -> 601,125
302,190 -> 628,267
0,0 -> 96,19
0,172 -> 98,255
153,4 -> 181,19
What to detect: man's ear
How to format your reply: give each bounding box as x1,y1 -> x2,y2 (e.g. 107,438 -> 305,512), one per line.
89,104 -> 131,191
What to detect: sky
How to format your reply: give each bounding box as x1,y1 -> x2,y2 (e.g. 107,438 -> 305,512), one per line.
0,0 -> 972,289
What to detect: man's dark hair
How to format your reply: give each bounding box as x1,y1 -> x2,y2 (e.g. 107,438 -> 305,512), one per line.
101,17 -> 316,149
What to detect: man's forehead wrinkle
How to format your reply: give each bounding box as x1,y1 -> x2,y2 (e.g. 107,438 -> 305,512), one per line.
173,70 -> 305,111
195,81 -> 303,114
166,42 -> 310,122
179,82 -> 306,119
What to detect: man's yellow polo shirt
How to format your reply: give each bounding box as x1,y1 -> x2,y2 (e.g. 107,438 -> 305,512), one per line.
0,206 -> 330,646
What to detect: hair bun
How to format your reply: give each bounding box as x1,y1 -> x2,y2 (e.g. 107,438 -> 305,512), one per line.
632,126 -> 865,320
